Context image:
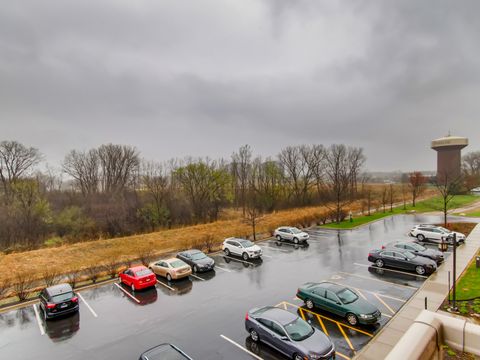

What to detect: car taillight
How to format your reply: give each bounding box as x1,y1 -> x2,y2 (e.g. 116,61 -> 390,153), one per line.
46,303 -> 56,309
381,245 -> 385,249
368,253 -> 372,257
245,312 -> 249,321
71,296 -> 78,303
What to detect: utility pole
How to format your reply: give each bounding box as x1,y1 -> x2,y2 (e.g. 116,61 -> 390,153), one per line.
452,232 -> 458,311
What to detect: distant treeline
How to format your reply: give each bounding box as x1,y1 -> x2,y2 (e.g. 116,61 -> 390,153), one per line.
0,140 -> 478,252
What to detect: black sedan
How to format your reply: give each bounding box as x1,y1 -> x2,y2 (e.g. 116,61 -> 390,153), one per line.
245,306 -> 335,360
176,249 -> 215,273
382,241 -> 444,264
368,248 -> 437,275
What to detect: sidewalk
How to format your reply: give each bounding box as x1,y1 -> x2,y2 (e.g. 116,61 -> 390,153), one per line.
355,223 -> 480,359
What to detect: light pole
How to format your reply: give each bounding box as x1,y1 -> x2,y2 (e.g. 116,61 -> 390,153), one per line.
452,232 -> 458,311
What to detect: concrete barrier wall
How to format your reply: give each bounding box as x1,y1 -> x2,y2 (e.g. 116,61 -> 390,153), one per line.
385,310 -> 480,360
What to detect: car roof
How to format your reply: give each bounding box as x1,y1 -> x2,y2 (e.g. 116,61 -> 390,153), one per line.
45,283 -> 73,296
140,343 -> 190,360
165,258 -> 182,263
316,281 -> 346,293
225,237 -> 244,242
130,265 -> 148,272
179,249 -> 202,255
255,306 -> 298,325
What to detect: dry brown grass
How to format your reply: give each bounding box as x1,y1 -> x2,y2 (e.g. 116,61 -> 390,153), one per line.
1,187 -> 436,285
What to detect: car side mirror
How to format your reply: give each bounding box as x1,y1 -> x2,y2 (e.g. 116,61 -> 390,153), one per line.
337,301 -> 342,305
280,336 -> 289,341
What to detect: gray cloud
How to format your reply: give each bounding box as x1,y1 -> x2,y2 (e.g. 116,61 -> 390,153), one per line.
0,0 -> 478,171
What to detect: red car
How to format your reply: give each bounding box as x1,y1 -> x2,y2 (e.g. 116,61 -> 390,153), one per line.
119,266 -> 157,291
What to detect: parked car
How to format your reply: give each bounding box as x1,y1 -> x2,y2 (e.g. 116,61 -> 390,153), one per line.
367,248 -> 437,275
119,266 -> 157,291
245,306 -> 335,360
410,225 -> 465,244
274,227 -> 309,244
39,283 -> 79,320
176,249 -> 215,273
139,343 -> 193,360
382,241 -> 444,264
149,258 -> 192,281
296,282 -> 381,326
222,238 -> 262,260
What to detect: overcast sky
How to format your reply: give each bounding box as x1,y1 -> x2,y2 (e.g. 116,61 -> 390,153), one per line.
0,0 -> 479,172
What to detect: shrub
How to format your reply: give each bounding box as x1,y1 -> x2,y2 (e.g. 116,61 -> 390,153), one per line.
42,268 -> 60,287
13,273 -> 35,301
0,279 -> 12,300
67,271 -> 81,288
85,266 -> 102,284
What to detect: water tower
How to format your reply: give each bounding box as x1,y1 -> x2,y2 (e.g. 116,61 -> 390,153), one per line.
431,135 -> 468,181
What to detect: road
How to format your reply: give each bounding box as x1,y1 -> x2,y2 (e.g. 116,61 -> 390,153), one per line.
0,214 -> 469,360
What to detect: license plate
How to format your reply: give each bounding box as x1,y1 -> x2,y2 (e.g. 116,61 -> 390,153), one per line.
60,303 -> 68,309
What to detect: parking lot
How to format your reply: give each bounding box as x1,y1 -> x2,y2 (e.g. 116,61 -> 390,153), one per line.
0,214 -> 461,360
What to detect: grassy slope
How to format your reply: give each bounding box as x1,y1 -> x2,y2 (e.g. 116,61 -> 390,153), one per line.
454,251 -> 480,300
322,195 -> 479,229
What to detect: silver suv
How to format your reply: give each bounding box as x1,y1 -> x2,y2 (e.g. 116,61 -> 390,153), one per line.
409,225 -> 465,244
274,226 -> 309,244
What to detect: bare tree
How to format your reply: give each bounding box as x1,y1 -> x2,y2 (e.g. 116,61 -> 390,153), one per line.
103,259 -> 121,278
0,141 -> 42,201
408,171 -> 427,207
323,145 -> 365,223
67,271 -> 81,288
13,272 -> 35,301
231,145 -> 252,215
462,151 -> 480,190
381,186 -> 388,213
433,172 -> 463,226
63,149 -> 100,196
389,183 -> 394,212
97,144 -> 140,194
42,268 -> 60,287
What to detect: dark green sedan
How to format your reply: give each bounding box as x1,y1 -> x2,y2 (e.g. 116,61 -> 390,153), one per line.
296,282 -> 381,326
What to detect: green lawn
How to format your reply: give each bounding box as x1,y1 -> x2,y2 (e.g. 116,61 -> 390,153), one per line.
454,252 -> 480,300
457,210 -> 480,218
321,195 -> 479,229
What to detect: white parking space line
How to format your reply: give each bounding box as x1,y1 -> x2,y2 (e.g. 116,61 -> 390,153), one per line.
156,280 -> 176,291
220,335 -> 263,360
190,274 -> 205,281
339,272 -> 419,290
332,281 -> 407,303
353,262 -> 429,279
373,293 -> 396,315
214,265 -> 232,272
32,304 -> 45,335
222,255 -> 256,266
77,293 -> 98,318
261,254 -> 273,258
113,283 -> 141,303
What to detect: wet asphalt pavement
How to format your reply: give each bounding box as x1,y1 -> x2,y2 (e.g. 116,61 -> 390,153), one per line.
0,214 -> 475,360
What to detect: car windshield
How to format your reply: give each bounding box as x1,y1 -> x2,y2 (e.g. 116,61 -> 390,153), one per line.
170,260 -> 186,268
409,243 -> 426,251
135,269 -> 153,277
239,240 -> 254,248
190,252 -> 207,261
337,288 -> 358,304
290,228 -> 302,234
438,227 -> 451,233
284,317 -> 314,341
404,251 -> 416,259
52,292 -> 74,303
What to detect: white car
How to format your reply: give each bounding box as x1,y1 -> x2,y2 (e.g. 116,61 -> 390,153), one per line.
410,225 -> 466,244
274,226 -> 309,244
222,238 -> 263,260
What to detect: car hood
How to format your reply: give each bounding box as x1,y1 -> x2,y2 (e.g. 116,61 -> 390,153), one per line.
349,297 -> 379,315
422,248 -> 443,258
412,256 -> 436,266
296,328 -> 333,355
246,245 -> 262,252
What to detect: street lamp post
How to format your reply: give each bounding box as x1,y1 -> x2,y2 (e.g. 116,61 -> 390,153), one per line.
452,232 -> 458,311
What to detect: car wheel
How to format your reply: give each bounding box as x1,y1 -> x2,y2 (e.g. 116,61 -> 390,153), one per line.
417,234 -> 425,241
242,252 -> 249,261
276,235 -> 282,241
305,299 -> 314,310
224,248 -> 230,256
415,266 -> 426,275
166,273 -> 172,282
293,354 -> 303,360
193,265 -> 198,273
293,237 -> 299,244
375,259 -> 384,268
346,313 -> 358,326
250,329 -> 259,342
